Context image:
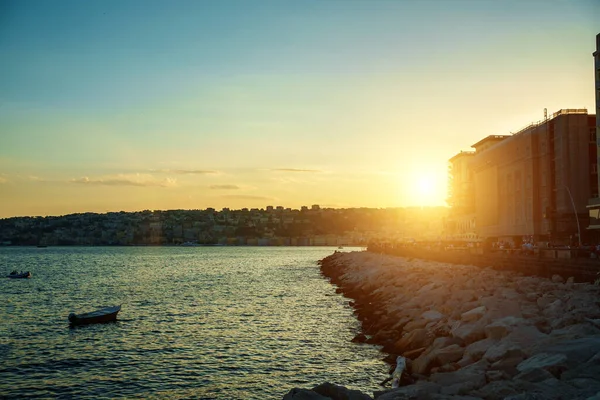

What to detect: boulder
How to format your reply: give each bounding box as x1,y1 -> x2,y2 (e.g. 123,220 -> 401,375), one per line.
421,310 -> 443,321
311,382 -> 373,400
464,338 -> 497,361
483,341 -> 524,363
283,388 -> 332,400
517,353 -> 568,377
393,329 -> 433,354
374,381 -> 441,399
535,337 -> 600,368
484,316 -> 530,340
460,306 -> 486,323
429,368 -> 486,395
514,367 -> 556,382
450,319 -> 487,345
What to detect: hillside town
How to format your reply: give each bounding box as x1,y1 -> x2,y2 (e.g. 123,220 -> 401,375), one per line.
0,206 -> 447,247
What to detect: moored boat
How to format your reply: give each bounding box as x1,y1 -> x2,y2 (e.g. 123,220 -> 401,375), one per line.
68,305 -> 121,326
7,270 -> 32,279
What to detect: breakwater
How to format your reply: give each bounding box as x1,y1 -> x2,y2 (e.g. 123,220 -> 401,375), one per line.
285,251 -> 600,399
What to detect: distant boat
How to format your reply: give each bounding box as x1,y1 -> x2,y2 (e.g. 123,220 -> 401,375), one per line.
7,271 -> 31,279
68,305 -> 121,326
338,246 -> 344,249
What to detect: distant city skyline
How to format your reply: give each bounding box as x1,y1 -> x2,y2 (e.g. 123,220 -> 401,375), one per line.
1,0 -> 598,218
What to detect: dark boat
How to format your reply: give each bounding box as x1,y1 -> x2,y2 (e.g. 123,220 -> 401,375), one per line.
7,270 -> 31,279
68,305 -> 121,326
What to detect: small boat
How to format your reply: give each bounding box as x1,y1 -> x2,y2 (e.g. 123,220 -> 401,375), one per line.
7,270 -> 32,279
68,305 -> 121,326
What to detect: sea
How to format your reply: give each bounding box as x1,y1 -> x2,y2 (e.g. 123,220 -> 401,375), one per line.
0,246 -> 387,399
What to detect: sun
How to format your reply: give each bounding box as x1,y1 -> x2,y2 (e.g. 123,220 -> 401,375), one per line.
406,171 -> 447,206
417,177 -> 436,197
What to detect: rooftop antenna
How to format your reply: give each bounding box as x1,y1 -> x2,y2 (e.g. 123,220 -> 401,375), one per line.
544,108 -> 547,120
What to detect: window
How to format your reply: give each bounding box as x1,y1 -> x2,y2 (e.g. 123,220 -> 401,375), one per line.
590,128 -> 597,143
592,163 -> 598,174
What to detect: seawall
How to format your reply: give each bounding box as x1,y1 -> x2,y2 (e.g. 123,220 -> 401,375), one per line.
306,250 -> 600,399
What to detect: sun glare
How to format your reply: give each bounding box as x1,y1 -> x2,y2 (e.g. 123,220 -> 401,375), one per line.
405,171 -> 447,207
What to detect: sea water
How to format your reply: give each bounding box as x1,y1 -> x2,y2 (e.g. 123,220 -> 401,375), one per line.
0,246 -> 386,399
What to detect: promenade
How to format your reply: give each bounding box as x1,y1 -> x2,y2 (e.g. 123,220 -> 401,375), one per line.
368,243 -> 600,284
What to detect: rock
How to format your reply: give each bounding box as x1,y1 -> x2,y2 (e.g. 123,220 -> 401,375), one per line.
311,382 -> 373,400
393,329 -> 433,354
535,337 -> 600,368
461,306 -> 486,323
503,377 -> 582,400
402,319 -> 428,332
431,337 -> 463,350
429,369 -> 486,395
402,347 -> 426,359
464,338 -> 497,361
542,299 -> 565,319
283,388 -> 331,400
374,381 -> 441,400
470,380 -> 534,400
551,274 -> 564,283
484,316 -> 531,340
514,367 -> 556,382
433,344 -> 465,366
517,353 -> 568,376
352,333 -> 368,343
481,297 -> 523,319
485,370 -> 505,381
483,341 -> 524,363
421,310 -> 443,321
536,295 -> 556,309
450,319 -> 487,345
565,276 -> 575,289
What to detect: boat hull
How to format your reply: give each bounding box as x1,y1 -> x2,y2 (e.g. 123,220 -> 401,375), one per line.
7,272 -> 31,279
69,305 -> 121,326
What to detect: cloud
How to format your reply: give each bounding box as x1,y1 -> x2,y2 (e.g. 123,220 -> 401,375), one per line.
0,176 -> 7,184
271,168 -> 322,173
152,169 -> 219,175
70,174 -> 177,188
209,184 -> 240,190
220,194 -> 276,201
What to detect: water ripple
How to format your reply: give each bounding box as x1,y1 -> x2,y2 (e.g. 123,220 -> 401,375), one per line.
0,246 -> 385,399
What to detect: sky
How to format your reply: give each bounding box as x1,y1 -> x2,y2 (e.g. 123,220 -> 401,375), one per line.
0,0 -> 598,218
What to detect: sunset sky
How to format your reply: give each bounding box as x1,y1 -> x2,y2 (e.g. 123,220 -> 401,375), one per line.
1,0 -> 598,218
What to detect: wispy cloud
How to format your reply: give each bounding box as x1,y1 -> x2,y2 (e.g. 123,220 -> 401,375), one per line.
0,175 -> 7,184
70,174 -> 176,187
151,169 -> 219,175
209,184 -> 240,190
220,194 -> 276,201
271,168 -> 322,173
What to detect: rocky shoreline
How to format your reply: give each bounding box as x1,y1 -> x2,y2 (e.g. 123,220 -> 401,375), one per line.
284,251 -> 600,399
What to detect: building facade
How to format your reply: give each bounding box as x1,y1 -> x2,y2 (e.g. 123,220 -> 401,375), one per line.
587,34 -> 600,238
451,110 -> 596,245
445,151 -> 477,240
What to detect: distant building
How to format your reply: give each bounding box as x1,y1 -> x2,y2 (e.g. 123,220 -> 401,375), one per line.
446,150 -> 477,240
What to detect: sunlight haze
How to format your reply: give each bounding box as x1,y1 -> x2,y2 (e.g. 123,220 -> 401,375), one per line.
1,0 -> 598,217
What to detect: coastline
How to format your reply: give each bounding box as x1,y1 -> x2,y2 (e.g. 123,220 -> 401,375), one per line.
285,250 -> 600,399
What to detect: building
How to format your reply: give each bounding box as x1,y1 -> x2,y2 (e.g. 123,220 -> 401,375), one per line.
470,110 -> 596,245
445,150 -> 476,240
587,33 -> 600,238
